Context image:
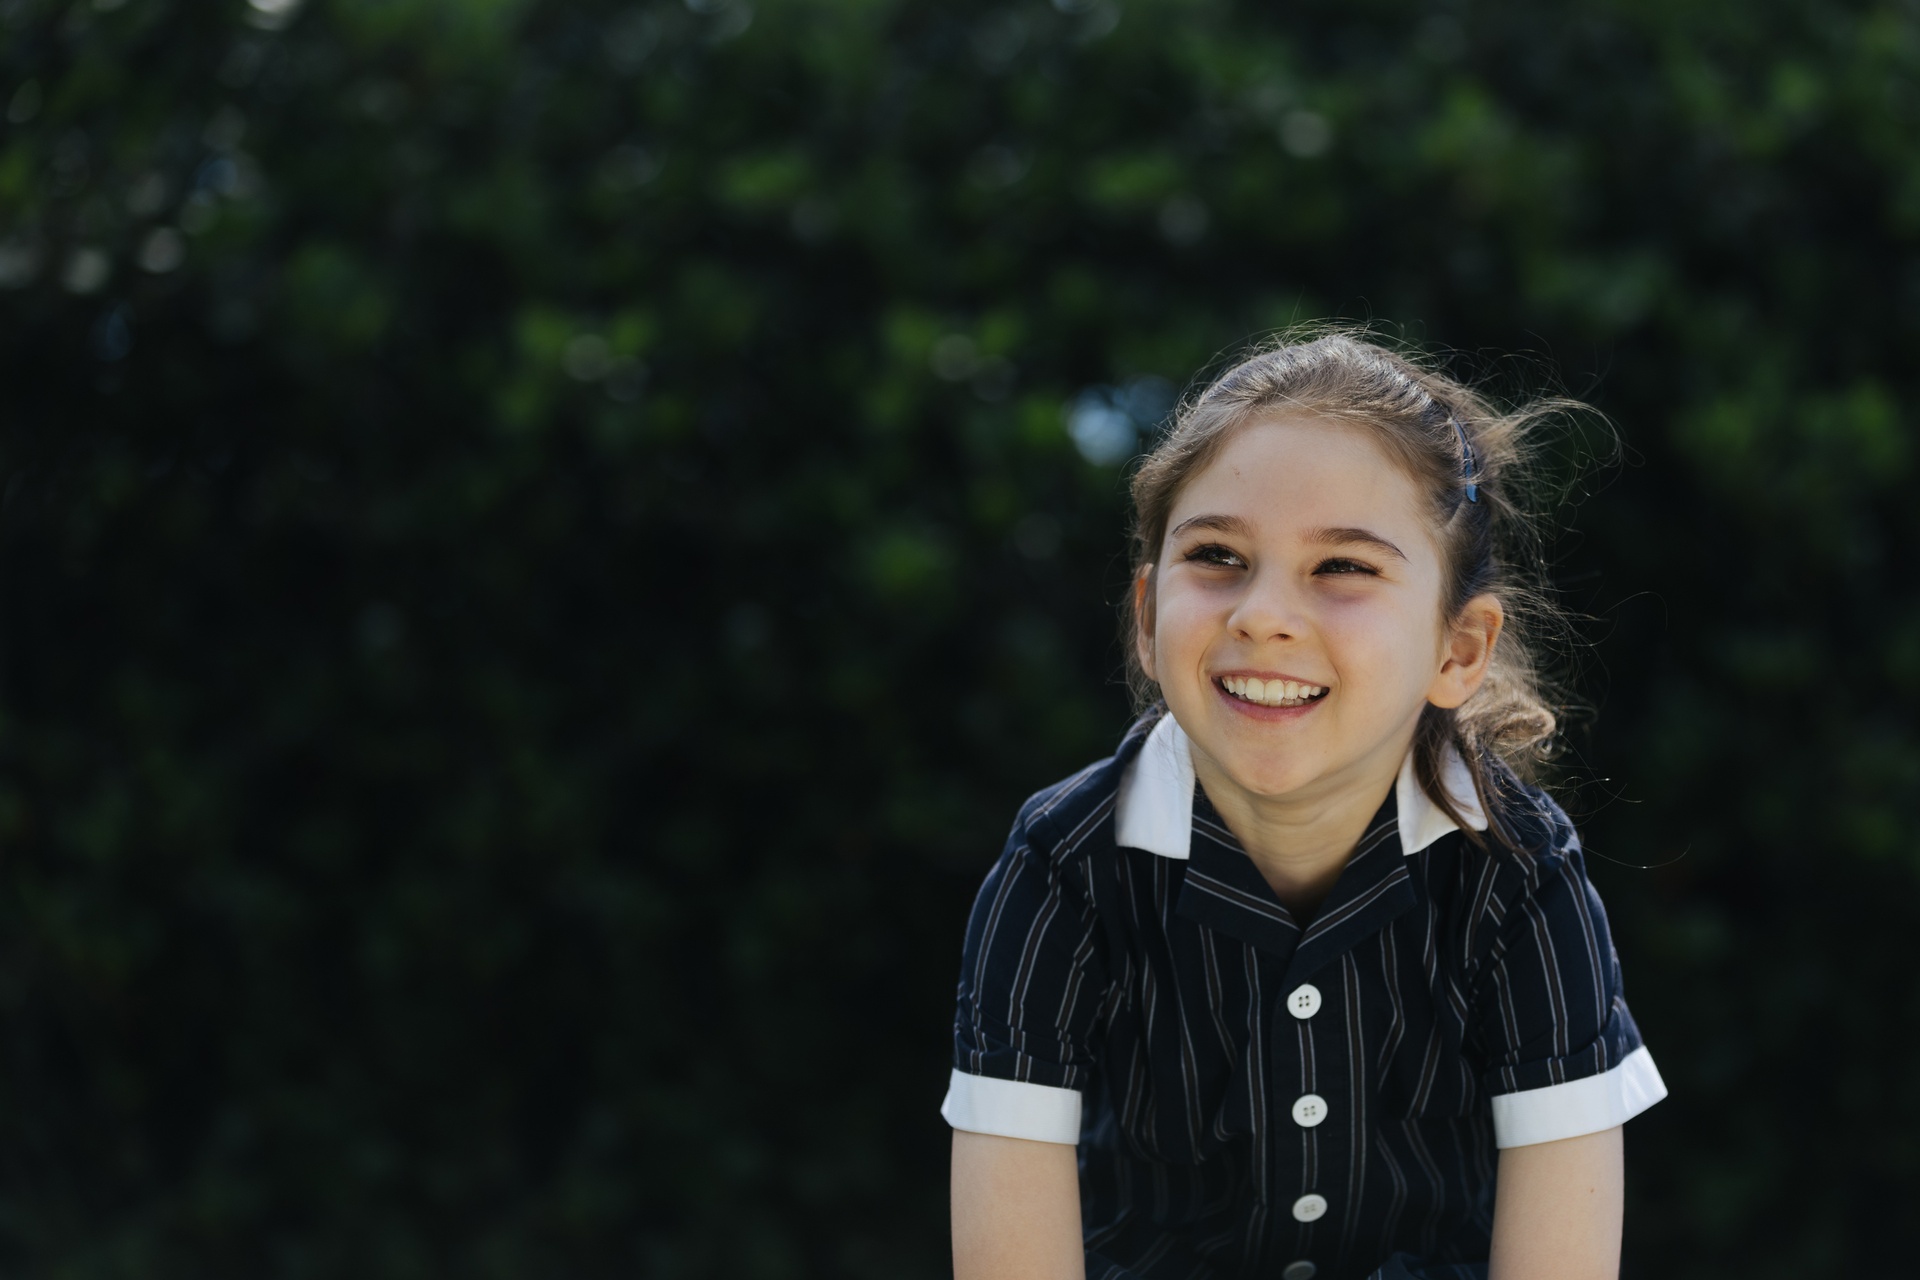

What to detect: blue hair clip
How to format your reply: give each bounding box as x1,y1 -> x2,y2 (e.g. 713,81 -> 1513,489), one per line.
1450,416 -> 1478,503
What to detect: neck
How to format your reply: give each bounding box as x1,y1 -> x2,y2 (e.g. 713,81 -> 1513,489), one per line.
1188,730 -> 1414,916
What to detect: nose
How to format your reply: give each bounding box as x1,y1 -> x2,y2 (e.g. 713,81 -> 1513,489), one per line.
1225,565 -> 1304,644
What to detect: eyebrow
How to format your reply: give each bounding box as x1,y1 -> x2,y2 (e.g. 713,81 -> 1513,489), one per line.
1304,526 -> 1408,561
1167,513 -> 1253,540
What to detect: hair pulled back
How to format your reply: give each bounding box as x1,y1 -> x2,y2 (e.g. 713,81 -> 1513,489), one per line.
1125,328 -> 1584,846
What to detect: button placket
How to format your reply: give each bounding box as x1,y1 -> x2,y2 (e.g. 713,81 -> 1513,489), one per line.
1277,980 -> 1332,1234
1281,1262 -> 1317,1280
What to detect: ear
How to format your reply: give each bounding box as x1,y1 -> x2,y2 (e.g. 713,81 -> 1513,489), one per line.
1426,593 -> 1504,710
1133,564 -> 1158,684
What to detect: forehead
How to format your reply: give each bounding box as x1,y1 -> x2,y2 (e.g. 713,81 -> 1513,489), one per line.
1164,414 -> 1433,542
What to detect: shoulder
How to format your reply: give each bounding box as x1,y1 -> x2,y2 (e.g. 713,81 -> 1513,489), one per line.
1422,767 -> 1600,942
1450,771 -> 1627,973
957,712 -> 1161,949
1488,770 -> 1584,879
1007,709 -> 1162,861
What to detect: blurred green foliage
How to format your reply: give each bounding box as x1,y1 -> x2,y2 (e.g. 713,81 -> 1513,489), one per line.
3,0 -> 1920,1274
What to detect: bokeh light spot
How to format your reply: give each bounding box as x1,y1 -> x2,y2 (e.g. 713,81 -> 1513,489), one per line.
62,247 -> 110,295
137,228 -> 185,274
1281,110 -> 1333,158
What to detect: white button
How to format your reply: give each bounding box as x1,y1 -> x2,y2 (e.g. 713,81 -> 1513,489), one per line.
1290,1193 -> 1328,1222
1282,1263 -> 1317,1280
1290,1093 -> 1329,1128
1287,983 -> 1322,1019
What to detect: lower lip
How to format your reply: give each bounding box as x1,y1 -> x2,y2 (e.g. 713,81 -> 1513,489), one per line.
1213,679 -> 1327,721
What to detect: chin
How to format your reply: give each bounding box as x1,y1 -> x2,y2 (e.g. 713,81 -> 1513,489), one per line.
1192,735 -> 1318,793
1224,762 -> 1323,800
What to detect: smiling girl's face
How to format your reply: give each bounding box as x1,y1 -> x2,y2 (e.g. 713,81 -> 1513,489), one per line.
1139,413 -> 1493,809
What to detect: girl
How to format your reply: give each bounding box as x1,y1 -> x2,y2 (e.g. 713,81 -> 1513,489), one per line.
943,333 -> 1666,1280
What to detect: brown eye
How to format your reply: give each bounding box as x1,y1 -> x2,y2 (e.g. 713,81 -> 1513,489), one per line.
1315,557 -> 1377,576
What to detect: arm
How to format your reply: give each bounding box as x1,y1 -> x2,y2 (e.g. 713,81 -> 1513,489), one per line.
1487,1125 -> 1623,1280
951,1129 -> 1086,1280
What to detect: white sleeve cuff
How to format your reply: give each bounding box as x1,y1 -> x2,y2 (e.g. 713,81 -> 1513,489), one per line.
1491,1044 -> 1668,1148
941,1068 -> 1082,1144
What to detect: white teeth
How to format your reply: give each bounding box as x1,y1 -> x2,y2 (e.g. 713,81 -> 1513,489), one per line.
1220,677 -> 1327,707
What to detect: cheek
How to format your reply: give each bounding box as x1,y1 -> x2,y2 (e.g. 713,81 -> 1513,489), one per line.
1319,597 -> 1440,689
1152,581 -> 1221,654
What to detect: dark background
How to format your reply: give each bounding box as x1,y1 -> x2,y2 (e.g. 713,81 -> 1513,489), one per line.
3,0 -> 1918,1274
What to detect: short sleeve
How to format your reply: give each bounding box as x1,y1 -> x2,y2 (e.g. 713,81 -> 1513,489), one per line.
942,815 -> 1109,1145
1475,842 -> 1668,1148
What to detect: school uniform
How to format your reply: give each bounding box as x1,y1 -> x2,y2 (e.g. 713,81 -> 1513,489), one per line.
943,709 -> 1666,1280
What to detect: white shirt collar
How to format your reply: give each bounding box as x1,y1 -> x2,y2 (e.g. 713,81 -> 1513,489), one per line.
1113,713 -> 1488,860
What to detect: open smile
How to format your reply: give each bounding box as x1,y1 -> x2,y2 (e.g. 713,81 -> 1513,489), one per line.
1215,674 -> 1329,709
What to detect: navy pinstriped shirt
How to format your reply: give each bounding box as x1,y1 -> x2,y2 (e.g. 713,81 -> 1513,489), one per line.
943,709 -> 1666,1280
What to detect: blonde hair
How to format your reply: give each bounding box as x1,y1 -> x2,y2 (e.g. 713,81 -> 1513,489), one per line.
1125,328 -> 1591,846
